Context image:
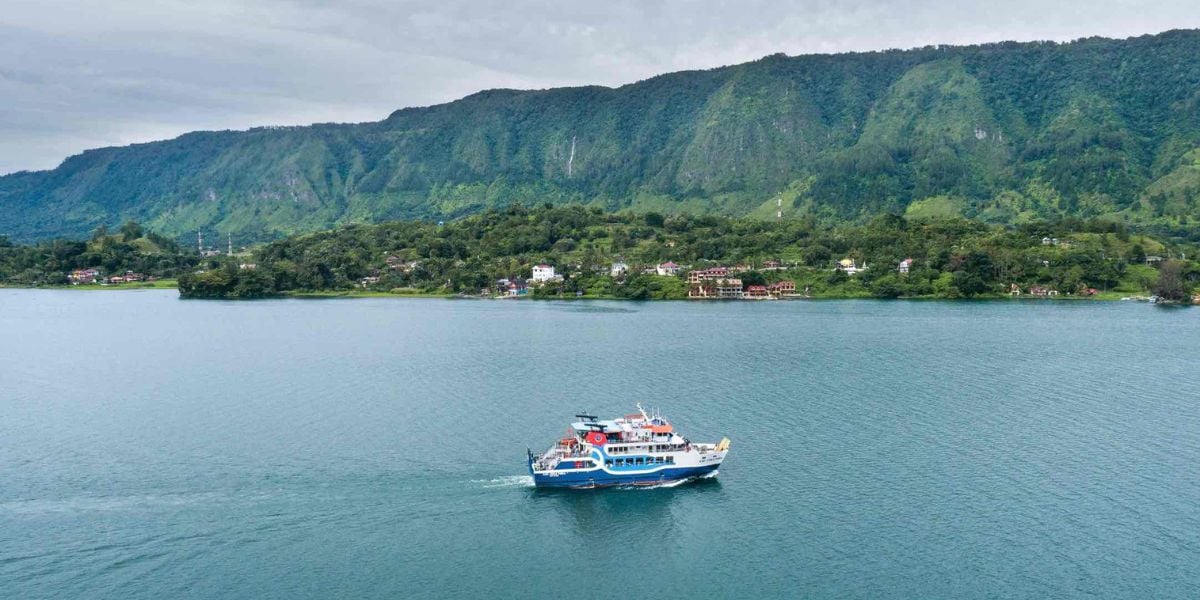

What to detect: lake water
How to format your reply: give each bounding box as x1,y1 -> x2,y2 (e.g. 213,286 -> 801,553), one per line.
1,290 -> 1199,598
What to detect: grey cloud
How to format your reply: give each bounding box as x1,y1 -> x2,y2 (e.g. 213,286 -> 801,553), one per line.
1,0 -> 1197,174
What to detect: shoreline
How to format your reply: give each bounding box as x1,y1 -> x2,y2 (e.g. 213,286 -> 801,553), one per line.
5,284 -> 1175,304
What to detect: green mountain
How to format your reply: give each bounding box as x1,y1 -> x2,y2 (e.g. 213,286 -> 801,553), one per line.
3,30 -> 1200,242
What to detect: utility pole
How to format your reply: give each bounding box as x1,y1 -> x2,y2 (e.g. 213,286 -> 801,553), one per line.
228,233 -> 233,256
197,230 -> 203,254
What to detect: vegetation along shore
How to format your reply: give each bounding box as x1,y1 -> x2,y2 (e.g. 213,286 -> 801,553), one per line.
3,205 -> 1196,303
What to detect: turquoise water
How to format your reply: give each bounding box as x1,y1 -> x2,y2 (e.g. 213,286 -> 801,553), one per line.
2,290 -> 1199,598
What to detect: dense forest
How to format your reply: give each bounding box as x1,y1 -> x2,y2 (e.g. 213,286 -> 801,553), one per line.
3,31 -> 1200,243
175,205 -> 1197,301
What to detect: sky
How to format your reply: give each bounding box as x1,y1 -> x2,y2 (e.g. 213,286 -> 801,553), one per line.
1,0 -> 1197,175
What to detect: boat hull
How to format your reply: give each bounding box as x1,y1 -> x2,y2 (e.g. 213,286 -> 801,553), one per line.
530,464 -> 720,489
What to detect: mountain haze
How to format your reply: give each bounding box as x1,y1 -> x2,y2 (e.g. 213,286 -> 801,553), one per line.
3,29 -> 1200,242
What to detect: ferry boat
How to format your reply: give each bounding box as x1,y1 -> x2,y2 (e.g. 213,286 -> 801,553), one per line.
527,405 -> 730,489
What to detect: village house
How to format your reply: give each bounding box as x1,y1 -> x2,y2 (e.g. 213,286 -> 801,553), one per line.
898,258 -> 913,274
610,261 -> 628,278
1029,286 -> 1059,297
497,278 -> 528,297
386,256 -> 421,273
1145,256 -> 1164,266
836,258 -> 865,275
656,261 -> 680,276
761,260 -> 782,271
1010,284 -> 1022,296
239,263 -> 257,270
768,280 -> 796,297
68,268 -> 101,285
745,285 -> 770,298
1041,237 -> 1061,246
531,264 -> 559,282
359,276 -> 381,288
731,263 -> 751,274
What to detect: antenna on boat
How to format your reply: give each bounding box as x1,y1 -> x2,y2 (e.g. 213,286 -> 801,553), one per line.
636,403 -> 649,421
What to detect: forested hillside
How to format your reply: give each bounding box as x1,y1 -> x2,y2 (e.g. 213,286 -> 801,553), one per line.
3,30 -> 1200,242
177,204 -> 1197,301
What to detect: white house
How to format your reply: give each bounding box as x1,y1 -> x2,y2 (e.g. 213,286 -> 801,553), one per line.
898,258 -> 913,274
656,261 -> 680,276
610,261 -> 628,278
531,264 -> 558,282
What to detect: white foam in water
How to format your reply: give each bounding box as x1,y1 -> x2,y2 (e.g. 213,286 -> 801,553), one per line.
478,475 -> 534,489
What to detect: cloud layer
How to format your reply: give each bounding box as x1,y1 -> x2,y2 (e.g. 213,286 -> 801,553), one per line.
2,0 -> 1196,174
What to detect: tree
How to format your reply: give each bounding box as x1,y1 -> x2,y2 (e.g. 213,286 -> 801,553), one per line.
120,220 -> 144,242
1151,260 -> 1190,301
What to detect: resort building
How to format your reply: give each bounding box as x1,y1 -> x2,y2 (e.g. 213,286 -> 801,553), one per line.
768,281 -> 796,296
716,278 -> 744,299
745,285 -> 769,298
688,284 -> 715,299
687,266 -> 730,284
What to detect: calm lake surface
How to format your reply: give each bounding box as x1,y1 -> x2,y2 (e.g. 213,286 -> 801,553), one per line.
2,290 -> 1199,598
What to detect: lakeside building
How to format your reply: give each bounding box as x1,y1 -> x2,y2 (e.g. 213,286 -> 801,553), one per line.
745,285 -> 769,298
497,278 -> 528,297
768,281 -> 796,296
68,268 -> 101,285
103,271 -> 146,285
531,264 -> 558,282
359,276 -> 381,288
898,258 -> 913,274
1029,286 -> 1059,297
610,261 -> 628,278
656,261 -> 680,276
688,284 -> 715,299
716,278 -> 744,299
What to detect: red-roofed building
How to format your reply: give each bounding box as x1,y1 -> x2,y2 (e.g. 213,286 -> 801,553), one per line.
768,280 -> 796,296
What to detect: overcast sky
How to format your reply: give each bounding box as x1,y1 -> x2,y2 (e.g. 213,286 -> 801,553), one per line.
1,0 -> 1196,175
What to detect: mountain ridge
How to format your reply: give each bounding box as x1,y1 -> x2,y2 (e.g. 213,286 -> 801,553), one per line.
3,29 -> 1199,242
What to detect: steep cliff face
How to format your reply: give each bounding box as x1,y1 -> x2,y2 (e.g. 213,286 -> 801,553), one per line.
3,30 -> 1199,242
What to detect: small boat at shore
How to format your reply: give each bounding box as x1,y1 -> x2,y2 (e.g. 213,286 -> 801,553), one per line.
527,404 -> 730,489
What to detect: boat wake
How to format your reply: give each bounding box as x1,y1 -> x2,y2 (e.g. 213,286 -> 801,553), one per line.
477,475 -> 535,489
629,470 -> 718,490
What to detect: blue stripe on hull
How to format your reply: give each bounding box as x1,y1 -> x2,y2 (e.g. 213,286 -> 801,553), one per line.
531,464 -> 718,488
